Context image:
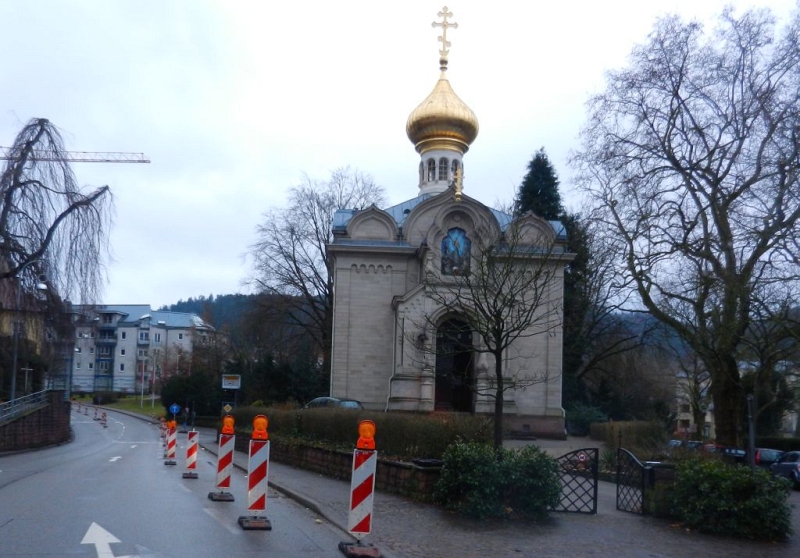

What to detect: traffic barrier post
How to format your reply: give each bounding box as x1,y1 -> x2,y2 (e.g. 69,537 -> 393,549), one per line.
182,430 -> 199,479
93,406 -> 99,421
238,415 -> 271,530
208,415 -> 235,502
164,425 -> 177,466
101,412 -> 108,429
339,420 -> 382,558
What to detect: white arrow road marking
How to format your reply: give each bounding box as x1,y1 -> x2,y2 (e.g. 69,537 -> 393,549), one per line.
80,522 -> 139,558
130,445 -> 137,448
109,456 -> 122,462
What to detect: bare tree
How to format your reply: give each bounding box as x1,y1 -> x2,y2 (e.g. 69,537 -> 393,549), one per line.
572,8 -> 800,446
1,118 -> 112,301
249,167 -> 385,378
415,216 -> 572,449
1,118 -> 112,399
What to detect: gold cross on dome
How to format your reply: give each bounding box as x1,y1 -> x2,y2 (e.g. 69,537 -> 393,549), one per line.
432,6 -> 458,61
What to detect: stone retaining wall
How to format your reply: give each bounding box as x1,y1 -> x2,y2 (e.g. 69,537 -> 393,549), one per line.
0,391 -> 71,452
235,436 -> 441,501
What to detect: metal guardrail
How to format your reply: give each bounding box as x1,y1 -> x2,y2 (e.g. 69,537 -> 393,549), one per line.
0,390 -> 50,423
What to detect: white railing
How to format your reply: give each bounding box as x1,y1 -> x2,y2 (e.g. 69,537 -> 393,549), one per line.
0,390 -> 50,423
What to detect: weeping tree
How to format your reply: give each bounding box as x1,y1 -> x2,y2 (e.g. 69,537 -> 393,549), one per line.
573,8 -> 800,446
1,118 -> 112,299
249,167 -> 385,381
0,118 -> 113,398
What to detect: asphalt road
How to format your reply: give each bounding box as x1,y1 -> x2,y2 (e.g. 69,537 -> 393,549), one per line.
0,408 -> 347,557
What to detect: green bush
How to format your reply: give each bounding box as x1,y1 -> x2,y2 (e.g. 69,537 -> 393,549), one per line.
434,442 -> 560,520
590,420 -> 666,452
565,403 -> 607,435
501,445 -> 561,520
669,458 -> 792,541
228,406 -> 492,460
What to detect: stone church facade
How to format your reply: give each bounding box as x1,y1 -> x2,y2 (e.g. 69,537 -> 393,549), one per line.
328,8 -> 571,437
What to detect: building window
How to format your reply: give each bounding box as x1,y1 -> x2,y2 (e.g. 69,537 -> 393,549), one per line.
154,333 -> 162,343
89,348 -> 94,354
441,228 -> 471,276
119,363 -> 125,372
98,346 -> 111,357
138,349 -> 147,357
76,362 -> 81,369
438,157 -> 448,181
121,331 -> 127,340
427,158 -> 436,181
120,349 -> 126,356
451,159 -> 460,179
178,333 -> 184,340
139,331 -> 149,342
102,315 -> 113,324
680,404 -> 690,413
88,363 -> 93,370
75,347 -> 82,353
418,162 -> 424,184
98,361 -> 109,372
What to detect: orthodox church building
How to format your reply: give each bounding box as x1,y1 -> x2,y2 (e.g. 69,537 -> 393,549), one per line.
328,8 -> 570,437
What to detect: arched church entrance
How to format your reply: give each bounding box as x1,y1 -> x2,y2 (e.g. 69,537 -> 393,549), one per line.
435,318 -> 474,412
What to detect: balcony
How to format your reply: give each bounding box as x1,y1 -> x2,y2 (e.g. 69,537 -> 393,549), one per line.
96,335 -> 117,345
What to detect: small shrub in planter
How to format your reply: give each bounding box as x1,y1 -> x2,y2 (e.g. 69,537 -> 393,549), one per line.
669,457 -> 792,541
434,442 -> 560,520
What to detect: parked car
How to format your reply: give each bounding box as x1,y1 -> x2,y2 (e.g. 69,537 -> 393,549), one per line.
754,448 -> 784,469
771,451 -> 800,487
302,397 -> 364,410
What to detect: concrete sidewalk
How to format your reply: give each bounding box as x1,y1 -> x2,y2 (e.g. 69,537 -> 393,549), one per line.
192,426 -> 799,558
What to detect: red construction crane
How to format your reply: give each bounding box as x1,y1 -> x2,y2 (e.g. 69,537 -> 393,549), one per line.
0,147 -> 149,163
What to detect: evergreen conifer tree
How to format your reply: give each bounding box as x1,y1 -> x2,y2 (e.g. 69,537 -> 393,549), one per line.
513,148 -> 563,219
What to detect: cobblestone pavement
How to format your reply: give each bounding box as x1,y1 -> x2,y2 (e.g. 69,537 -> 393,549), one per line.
194,427 -> 800,558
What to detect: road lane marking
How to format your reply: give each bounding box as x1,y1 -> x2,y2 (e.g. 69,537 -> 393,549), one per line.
109,456 -> 122,462
202,507 -> 241,535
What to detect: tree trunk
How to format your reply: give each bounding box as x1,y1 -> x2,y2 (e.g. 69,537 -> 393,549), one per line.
493,350 -> 504,450
710,357 -> 743,447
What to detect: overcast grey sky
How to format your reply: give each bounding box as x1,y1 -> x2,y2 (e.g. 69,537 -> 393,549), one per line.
1,1 -> 794,308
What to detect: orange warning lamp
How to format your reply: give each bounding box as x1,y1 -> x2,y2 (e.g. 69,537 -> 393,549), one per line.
357,420 -> 376,450
252,415 -> 269,440
221,415 -> 235,435
167,420 -> 177,430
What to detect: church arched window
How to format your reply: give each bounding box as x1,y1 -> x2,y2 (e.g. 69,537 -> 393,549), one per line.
438,157 -> 449,181
441,228 -> 471,276
451,159 -> 460,177
427,158 -> 436,182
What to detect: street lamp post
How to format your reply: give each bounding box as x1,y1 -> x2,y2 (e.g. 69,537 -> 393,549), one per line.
9,259 -> 45,401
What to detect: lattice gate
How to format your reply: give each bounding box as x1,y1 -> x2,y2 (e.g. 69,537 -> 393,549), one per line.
616,448 -> 645,514
550,448 -> 598,514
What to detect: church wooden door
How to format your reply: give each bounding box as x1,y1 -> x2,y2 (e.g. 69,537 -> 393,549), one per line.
435,319 -> 474,412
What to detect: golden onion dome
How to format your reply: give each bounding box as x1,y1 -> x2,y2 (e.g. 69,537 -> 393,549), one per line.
406,74 -> 479,155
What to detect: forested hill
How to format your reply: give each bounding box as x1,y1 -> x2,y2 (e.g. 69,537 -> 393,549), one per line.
159,293 -> 257,330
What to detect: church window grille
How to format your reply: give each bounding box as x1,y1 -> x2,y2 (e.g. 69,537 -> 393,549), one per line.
438,158 -> 448,181
441,228 -> 471,276
427,159 -> 436,181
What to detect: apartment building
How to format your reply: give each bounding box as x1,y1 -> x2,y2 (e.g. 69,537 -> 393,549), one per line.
71,305 -> 214,394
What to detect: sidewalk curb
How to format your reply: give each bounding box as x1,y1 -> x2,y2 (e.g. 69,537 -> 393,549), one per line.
199,439 -> 353,539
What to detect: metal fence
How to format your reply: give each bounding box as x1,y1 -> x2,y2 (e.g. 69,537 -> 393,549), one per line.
0,390 -> 51,424
551,447 -> 599,514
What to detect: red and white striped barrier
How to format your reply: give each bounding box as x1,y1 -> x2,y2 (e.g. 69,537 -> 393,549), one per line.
182,430 -> 199,479
238,439 -> 271,530
164,427 -> 177,466
93,407 -> 99,421
339,420 -> 381,558
101,412 -> 107,429
84,404 -> 88,416
208,433 -> 235,501
348,449 -> 377,537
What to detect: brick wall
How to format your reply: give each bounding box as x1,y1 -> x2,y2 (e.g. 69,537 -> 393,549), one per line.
0,391 -> 71,452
